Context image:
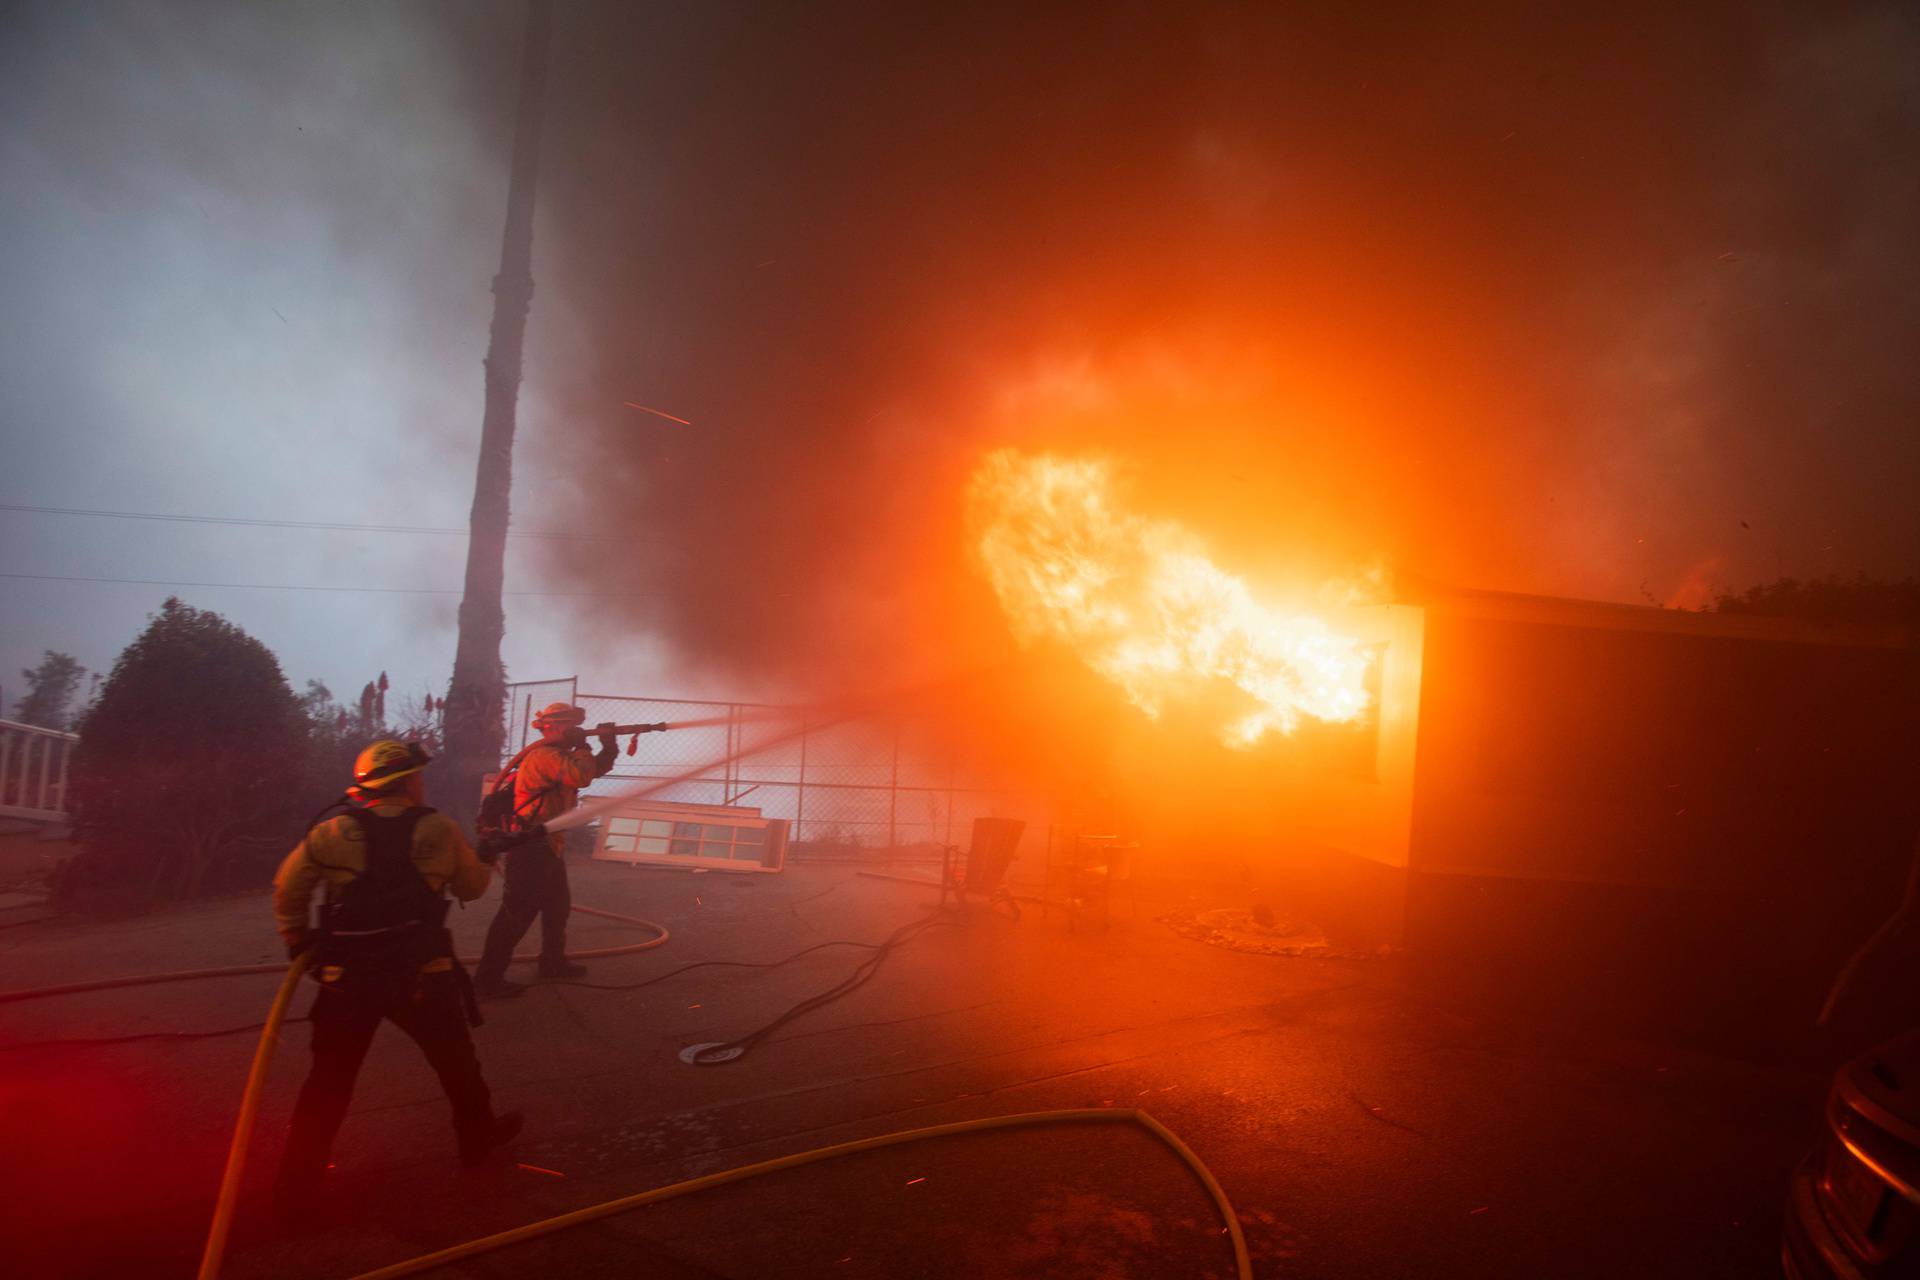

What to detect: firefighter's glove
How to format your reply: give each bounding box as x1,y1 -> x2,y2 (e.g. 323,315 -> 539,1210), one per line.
594,740 -> 619,774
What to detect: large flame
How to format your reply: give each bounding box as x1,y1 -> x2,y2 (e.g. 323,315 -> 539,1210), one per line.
967,449 -> 1373,748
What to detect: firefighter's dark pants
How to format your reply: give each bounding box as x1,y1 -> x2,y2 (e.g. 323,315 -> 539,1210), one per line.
474,843 -> 571,984
277,970 -> 491,1198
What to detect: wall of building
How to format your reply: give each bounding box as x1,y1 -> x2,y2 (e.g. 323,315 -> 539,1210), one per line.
1403,596 -> 1920,1050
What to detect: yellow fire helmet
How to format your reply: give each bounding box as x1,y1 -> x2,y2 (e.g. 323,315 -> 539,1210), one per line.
350,739 -> 431,795
531,701 -> 587,731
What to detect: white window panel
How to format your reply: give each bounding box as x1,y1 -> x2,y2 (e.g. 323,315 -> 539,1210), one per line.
593,802 -> 786,873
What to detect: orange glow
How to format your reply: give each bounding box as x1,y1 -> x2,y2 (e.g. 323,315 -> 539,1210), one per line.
967,448 -> 1374,748
1663,553 -> 1723,610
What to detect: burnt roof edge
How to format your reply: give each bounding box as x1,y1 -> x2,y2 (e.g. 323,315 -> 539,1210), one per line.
1393,575 -> 1917,651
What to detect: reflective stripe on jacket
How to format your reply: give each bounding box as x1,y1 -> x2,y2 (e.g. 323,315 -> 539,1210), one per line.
273,800 -> 490,955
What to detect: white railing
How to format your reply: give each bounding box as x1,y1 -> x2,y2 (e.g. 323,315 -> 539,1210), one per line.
0,718 -> 78,823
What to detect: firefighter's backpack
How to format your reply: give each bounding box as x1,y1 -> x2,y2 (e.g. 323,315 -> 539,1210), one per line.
476,748 -> 536,848
321,807 -> 448,945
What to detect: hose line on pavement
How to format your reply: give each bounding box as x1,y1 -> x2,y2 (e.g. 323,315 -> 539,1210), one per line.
3,925 -> 897,1054
0,903 -> 669,1006
187,959 -> 1249,1280
342,1107 -> 1253,1280
194,953 -> 310,1280
188,960 -> 1251,1280
180,907 -> 648,1280
679,912 -> 954,1065
35,897 -> 1250,1278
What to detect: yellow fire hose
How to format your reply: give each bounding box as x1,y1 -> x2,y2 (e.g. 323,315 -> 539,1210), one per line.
345,1108 -> 1252,1280
195,958 -> 1252,1280
183,906 -> 658,1280
21,902 -> 1248,1278
195,953 -> 312,1280
0,903 -> 669,1006
0,901 -> 663,1280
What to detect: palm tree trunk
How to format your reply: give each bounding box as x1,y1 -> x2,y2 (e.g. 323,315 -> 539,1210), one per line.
443,0 -> 553,827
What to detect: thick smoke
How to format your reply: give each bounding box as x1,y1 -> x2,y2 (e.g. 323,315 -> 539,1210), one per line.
504,2 -> 1920,703
5,3 -> 1915,716
0,1 -> 528,698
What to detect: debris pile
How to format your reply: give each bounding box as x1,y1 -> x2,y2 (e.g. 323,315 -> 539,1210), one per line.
1157,907 -> 1368,958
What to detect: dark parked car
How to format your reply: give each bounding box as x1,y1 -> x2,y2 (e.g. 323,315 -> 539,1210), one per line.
1785,1031 -> 1920,1277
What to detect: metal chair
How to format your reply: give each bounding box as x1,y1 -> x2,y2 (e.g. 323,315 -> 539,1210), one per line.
941,817 -> 1026,918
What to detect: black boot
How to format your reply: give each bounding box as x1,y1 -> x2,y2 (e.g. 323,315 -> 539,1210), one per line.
458,1111 -> 525,1167
537,958 -> 587,979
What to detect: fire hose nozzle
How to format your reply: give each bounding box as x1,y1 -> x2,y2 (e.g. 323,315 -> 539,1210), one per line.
594,721 -> 672,736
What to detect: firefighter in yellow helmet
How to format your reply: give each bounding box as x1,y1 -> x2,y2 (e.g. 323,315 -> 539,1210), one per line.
270,740 -> 522,1213
471,703 -> 619,998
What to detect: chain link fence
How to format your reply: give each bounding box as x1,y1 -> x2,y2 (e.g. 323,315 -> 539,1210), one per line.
498,677 -> 578,757
501,679 -> 1021,851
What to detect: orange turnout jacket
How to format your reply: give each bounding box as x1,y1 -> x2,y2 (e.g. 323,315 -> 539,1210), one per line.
514,739 -> 605,852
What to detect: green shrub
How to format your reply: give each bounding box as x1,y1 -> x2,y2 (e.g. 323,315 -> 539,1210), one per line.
59,599 -> 308,911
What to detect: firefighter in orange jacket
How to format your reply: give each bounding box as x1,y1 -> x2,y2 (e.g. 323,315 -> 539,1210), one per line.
472,702 -> 618,998
271,740 -> 522,1213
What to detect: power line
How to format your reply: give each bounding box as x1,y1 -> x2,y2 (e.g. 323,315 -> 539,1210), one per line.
0,571 -> 649,598
0,502 -> 649,543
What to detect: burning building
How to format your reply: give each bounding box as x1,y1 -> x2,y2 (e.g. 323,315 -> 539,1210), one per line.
966,450 -> 1919,1046
1150,581 -> 1920,1049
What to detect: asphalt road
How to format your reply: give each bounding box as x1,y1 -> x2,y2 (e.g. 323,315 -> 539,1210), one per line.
0,859 -> 1822,1278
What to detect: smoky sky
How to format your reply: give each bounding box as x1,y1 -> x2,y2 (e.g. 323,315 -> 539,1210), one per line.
0,0 -> 632,709
529,0 -> 1920,694
3,1 -> 1917,713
